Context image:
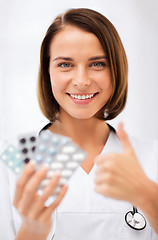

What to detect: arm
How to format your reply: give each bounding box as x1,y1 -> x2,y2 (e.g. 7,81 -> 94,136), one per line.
137,177 -> 158,234
14,162 -> 67,240
95,123 -> 158,234
16,226 -> 48,240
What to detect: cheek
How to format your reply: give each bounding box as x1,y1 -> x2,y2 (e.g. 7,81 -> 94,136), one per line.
95,71 -> 112,93
106,78 -> 113,93
50,72 -> 69,92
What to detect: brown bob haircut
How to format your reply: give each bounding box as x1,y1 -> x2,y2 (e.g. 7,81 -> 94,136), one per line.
37,8 -> 128,122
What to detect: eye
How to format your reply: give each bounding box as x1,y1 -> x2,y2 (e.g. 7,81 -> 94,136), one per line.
58,62 -> 72,68
91,61 -> 106,67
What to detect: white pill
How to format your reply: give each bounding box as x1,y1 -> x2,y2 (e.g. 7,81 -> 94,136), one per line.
62,146 -> 76,154
46,157 -> 52,163
8,146 -> 15,153
49,147 -> 56,155
56,154 -> 69,162
46,170 -> 55,178
30,159 -> 36,165
66,162 -> 78,169
60,138 -> 69,145
53,169 -> 61,175
8,161 -> 14,167
54,186 -> 61,195
41,179 -> 50,187
59,178 -> 68,185
15,167 -> 21,174
36,155 -> 43,162
51,162 -> 63,170
72,153 -> 85,161
15,153 -> 21,160
61,169 -> 72,177
41,163 -> 49,170
38,144 -> 46,152
1,154 -> 7,161
52,137 -> 59,144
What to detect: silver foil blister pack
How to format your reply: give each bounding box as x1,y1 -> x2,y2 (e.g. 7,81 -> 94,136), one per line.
0,130 -> 86,198
33,130 -> 86,195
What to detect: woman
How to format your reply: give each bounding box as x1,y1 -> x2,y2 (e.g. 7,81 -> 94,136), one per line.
2,8 -> 158,240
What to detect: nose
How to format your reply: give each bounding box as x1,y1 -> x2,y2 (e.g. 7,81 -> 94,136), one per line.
72,66 -> 91,89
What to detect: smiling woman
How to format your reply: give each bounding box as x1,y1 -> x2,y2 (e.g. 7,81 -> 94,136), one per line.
4,7 -> 158,240
47,25 -> 112,120
37,8 -> 128,122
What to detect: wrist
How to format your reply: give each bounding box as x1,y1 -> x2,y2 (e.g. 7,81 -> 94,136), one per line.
15,224 -> 48,240
137,178 -> 158,218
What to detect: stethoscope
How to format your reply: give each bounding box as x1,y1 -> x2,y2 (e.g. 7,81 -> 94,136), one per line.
40,123 -> 147,231
105,124 -> 147,230
125,206 -> 147,230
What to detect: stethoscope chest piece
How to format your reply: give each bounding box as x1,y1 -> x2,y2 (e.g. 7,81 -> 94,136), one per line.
125,207 -> 146,230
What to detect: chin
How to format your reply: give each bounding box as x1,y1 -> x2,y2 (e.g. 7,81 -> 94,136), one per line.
69,111 -> 97,120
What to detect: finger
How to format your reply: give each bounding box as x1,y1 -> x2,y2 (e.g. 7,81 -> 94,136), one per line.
30,174 -> 61,216
13,161 -> 36,207
95,155 -> 105,165
117,122 -> 135,155
40,174 -> 61,203
95,154 -> 114,165
18,165 -> 48,214
95,183 -> 111,197
40,184 -> 68,221
95,172 -> 111,185
95,160 -> 110,175
95,153 -> 121,168
95,183 -> 123,200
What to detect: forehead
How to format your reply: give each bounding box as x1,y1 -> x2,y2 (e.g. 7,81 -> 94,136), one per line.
49,25 -> 105,58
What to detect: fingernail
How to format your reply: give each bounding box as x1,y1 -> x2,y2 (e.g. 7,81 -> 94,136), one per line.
40,163 -> 49,172
52,174 -> 60,180
27,160 -> 35,169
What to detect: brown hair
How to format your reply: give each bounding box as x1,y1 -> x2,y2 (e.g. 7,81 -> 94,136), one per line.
37,8 -> 128,122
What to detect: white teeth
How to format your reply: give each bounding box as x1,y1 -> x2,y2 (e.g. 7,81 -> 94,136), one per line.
70,94 -> 95,99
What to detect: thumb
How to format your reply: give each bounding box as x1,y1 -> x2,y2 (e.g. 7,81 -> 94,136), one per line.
117,122 -> 135,155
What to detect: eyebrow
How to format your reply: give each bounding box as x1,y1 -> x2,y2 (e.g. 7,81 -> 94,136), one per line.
52,55 -> 107,62
53,57 -> 72,62
88,56 -> 107,61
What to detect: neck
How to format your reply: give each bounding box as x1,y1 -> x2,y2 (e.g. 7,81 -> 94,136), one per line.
49,113 -> 110,152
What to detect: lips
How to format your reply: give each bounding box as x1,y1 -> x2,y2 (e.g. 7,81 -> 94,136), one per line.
66,92 -> 99,105
67,92 -> 98,100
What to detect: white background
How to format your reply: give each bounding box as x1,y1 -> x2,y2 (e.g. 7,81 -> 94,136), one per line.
0,0 -> 158,141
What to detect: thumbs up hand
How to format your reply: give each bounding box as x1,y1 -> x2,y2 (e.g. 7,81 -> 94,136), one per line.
95,123 -> 149,207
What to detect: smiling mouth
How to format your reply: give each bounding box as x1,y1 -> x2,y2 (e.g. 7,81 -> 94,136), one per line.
66,92 -> 99,100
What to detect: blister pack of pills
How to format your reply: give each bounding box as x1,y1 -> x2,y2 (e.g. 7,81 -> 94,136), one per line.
0,130 -> 86,198
0,145 -> 23,174
33,130 -> 86,195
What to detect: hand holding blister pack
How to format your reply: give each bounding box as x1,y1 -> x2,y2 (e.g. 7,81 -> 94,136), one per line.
33,130 -> 87,196
0,130 -> 87,205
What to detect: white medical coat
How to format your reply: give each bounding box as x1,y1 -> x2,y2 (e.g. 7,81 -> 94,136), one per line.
0,130 -> 158,240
